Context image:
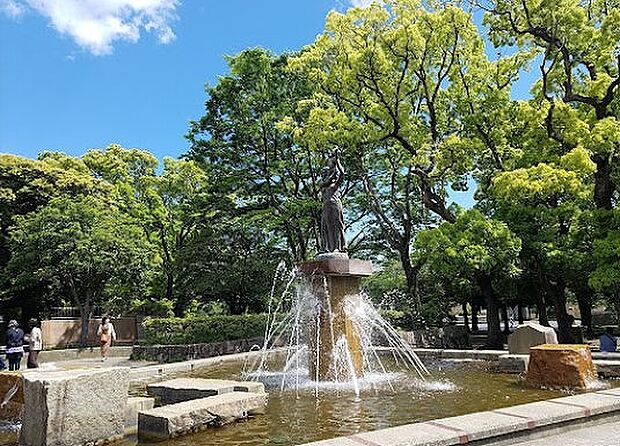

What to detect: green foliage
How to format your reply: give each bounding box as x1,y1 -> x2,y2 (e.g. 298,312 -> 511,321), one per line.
141,314 -> 273,345
130,298 -> 175,318
187,48 -> 320,261
415,210 -> 521,280
363,259 -> 407,306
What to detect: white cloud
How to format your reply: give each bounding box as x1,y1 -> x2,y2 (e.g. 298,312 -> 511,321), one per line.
350,0 -> 376,7
2,0 -> 179,55
0,0 -> 26,18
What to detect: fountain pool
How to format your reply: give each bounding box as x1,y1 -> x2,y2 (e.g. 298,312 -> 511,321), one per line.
122,358 -> 572,446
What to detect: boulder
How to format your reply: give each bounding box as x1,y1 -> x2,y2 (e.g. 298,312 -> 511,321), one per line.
147,378 -> 265,405
20,367 -> 129,446
138,391 -> 267,441
508,323 -> 558,354
526,344 -> 597,389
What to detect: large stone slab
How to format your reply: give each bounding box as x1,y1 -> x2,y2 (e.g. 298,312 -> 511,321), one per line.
508,323 -> 558,354
147,378 -> 264,405
526,344 -> 597,389
20,367 -> 129,446
138,391 -> 267,441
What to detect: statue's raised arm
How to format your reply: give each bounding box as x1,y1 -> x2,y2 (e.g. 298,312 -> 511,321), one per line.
320,153 -> 347,253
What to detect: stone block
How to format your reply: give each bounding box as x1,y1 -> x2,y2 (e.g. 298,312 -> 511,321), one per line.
124,397 -> 155,433
138,391 -> 267,441
498,354 -> 529,373
19,367 -> 129,446
526,344 -> 597,389
594,359 -> 620,378
508,323 -> 558,354
298,257 -> 373,277
147,378 -> 264,405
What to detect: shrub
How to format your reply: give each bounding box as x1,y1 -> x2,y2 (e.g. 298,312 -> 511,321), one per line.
141,313 -> 276,345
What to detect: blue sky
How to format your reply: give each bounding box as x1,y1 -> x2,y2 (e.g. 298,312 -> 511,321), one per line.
0,0 -> 533,192
0,0 -> 352,160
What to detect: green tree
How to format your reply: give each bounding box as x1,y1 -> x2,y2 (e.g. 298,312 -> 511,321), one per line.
84,145 -> 212,309
290,0 -> 498,223
489,147 -> 595,341
6,196 -> 152,346
0,153 -> 101,320
483,0 -> 620,211
186,48 -> 321,261
415,210 -> 521,347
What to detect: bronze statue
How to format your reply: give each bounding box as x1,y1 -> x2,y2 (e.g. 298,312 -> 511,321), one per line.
320,153 -> 347,253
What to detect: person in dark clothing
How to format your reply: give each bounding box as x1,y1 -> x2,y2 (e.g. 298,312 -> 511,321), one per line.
600,327 -> 617,352
5,320 -> 24,371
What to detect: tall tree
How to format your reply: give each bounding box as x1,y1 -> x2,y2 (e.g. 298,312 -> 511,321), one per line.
290,0 -> 496,223
84,145 -> 211,308
489,147 -> 595,341
186,48 -> 321,260
6,196 -> 152,346
415,210 -> 521,347
483,0 -> 620,211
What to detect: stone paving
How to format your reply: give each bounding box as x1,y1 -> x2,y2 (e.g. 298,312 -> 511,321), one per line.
504,420 -> 620,446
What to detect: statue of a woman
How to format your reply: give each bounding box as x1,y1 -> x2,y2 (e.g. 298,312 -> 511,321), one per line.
320,153 -> 347,253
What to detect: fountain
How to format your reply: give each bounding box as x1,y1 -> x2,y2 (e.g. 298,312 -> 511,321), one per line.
248,153 -> 428,391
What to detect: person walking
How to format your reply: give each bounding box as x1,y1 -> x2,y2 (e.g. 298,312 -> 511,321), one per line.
26,318 -> 42,368
5,320 -> 24,371
96,317 -> 116,361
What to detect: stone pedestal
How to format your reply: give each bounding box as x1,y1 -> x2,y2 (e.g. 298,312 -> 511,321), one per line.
508,323 -> 558,354
526,344 -> 597,389
299,254 -> 372,381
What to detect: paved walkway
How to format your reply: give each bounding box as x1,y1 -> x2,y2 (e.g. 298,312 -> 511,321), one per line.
38,356 -> 155,371
506,420 -> 620,446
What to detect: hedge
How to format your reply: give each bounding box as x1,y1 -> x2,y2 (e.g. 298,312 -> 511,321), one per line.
141,314 -> 276,345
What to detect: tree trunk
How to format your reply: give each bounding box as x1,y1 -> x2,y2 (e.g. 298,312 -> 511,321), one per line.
471,303 -> 479,332
517,303 -> 524,325
536,294 -> 549,326
478,274 -> 502,348
166,270 -> 174,302
576,289 -> 594,338
79,304 -> 92,348
501,304 -> 510,334
593,154 -> 616,211
462,301 -> 469,333
549,281 -> 574,343
400,250 -> 421,312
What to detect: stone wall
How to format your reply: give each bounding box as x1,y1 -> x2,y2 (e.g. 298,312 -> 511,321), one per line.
41,317 -> 137,348
130,337 -> 264,363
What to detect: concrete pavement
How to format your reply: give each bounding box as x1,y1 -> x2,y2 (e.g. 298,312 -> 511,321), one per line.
504,420 -> 620,446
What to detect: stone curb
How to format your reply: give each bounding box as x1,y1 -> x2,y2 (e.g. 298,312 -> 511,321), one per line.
412,349 -> 507,361
297,389 -> 620,446
128,350 -> 264,383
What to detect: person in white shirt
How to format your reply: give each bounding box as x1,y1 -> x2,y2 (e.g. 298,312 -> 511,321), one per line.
26,318 -> 43,368
96,317 -> 117,361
